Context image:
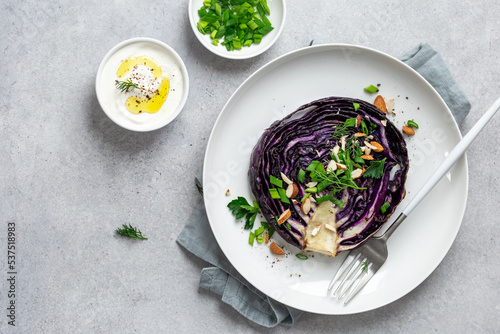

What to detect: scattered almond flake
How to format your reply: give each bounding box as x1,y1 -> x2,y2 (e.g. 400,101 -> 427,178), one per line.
354,132 -> 366,137
367,135 -> 374,140
381,120 -> 387,126
336,162 -> 347,170
306,181 -> 318,188
340,136 -> 346,151
351,168 -> 364,180
280,172 -> 293,185
285,183 -> 298,198
325,224 -> 335,232
364,141 -> 377,150
332,145 -> 340,155
355,115 -> 362,127
311,224 -> 322,237
364,147 -> 372,155
309,196 -> 316,203
327,160 -> 337,172
225,189 -> 231,196
301,197 -> 311,215
386,98 -> 395,115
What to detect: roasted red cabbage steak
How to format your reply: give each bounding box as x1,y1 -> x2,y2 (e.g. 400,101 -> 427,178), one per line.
249,97 -> 409,256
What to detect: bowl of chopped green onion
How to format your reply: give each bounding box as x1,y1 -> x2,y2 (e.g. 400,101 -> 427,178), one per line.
189,0 -> 286,59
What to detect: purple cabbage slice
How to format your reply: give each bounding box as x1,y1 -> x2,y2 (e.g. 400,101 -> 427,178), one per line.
249,97 -> 409,256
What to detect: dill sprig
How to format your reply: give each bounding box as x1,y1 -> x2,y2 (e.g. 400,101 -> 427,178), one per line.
115,224 -> 148,240
115,79 -> 140,93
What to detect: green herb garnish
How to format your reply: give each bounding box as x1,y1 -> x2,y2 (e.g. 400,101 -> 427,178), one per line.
361,261 -> 369,273
296,254 -> 308,260
115,224 -> 148,240
115,79 -> 140,93
227,196 -> 260,230
353,102 -> 360,111
363,158 -> 387,179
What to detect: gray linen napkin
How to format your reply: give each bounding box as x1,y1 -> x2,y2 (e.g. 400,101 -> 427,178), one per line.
176,43 -> 471,328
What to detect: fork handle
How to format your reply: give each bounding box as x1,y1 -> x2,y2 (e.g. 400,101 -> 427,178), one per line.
383,97 -> 500,241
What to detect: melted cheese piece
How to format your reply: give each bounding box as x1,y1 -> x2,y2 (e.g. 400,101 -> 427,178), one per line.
304,201 -> 338,256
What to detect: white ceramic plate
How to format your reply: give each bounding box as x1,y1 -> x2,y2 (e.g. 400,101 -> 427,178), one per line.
203,44 -> 468,314
188,0 -> 286,59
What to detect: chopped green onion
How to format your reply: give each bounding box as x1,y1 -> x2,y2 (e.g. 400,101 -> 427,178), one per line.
254,226 -> 265,236
261,221 -> 269,229
270,175 -> 283,188
305,187 -> 318,193
257,235 -> 265,243
407,120 -> 419,129
380,201 -> 391,214
269,188 -> 280,199
344,118 -> 357,128
361,120 -> 369,134
296,254 -> 308,260
353,102 -> 360,111
277,188 -> 290,204
285,222 -> 292,230
306,160 -> 321,172
298,169 -> 306,183
249,232 -> 255,245
364,85 -> 379,93
196,1 -> 273,51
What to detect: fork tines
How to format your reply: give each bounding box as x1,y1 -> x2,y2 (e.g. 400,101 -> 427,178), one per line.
328,250 -> 370,304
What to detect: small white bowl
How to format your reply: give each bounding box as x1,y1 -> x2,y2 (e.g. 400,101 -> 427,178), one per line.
96,37 -> 189,132
188,0 -> 286,59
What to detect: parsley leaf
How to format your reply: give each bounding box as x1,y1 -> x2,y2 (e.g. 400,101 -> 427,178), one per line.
227,197 -> 260,230
363,158 -> 386,179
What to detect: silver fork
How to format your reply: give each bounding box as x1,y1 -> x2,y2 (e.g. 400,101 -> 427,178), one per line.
328,97 -> 500,305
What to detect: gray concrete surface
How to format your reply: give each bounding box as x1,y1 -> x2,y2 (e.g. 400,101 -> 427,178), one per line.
1,0 -> 499,333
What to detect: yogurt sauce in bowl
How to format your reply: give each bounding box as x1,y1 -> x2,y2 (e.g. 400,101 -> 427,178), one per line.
96,37 -> 189,132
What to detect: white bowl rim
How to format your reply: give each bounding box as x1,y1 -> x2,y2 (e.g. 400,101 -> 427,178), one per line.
95,37 -> 190,132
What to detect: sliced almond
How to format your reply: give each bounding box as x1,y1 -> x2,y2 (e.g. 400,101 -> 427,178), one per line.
355,115 -> 362,127
325,223 -> 336,232
360,154 -> 374,161
402,125 -> 415,135
306,181 -> 318,188
381,120 -> 387,127
264,232 -> 269,244
270,242 -> 286,255
327,160 -> 337,172
351,168 -> 364,180
374,95 -> 387,113
311,224 -> 322,237
285,183 -> 299,198
370,141 -> 384,152
340,136 -> 346,151
280,172 -> 293,185
301,197 -> 311,215
336,162 -> 347,170
331,145 -> 340,155
354,132 -> 366,137
277,209 -> 291,225
386,98 -> 395,115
